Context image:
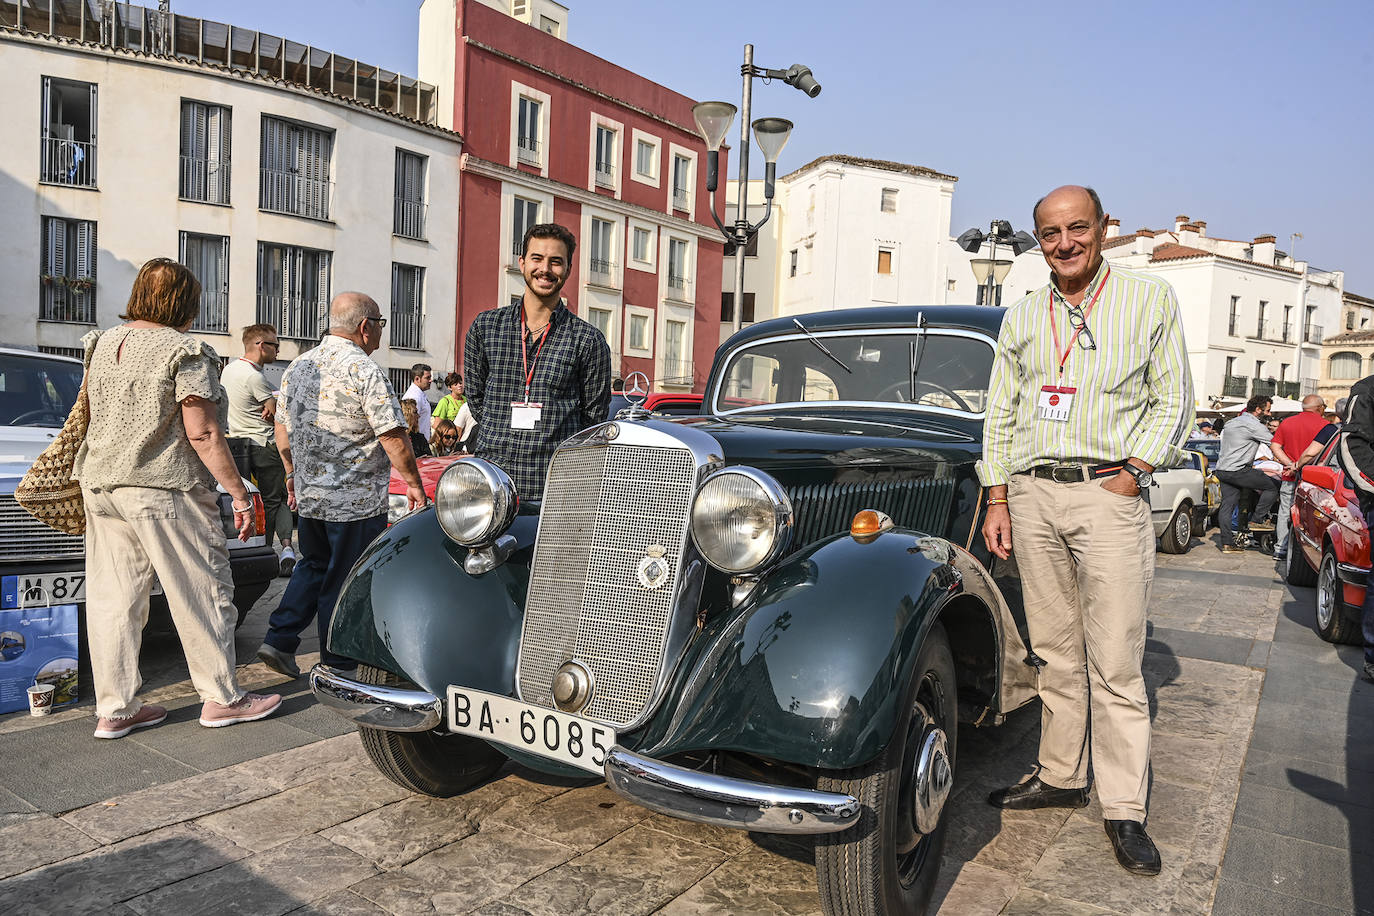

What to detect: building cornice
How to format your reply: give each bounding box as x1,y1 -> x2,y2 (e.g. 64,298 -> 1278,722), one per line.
460,154 -> 724,243
0,28 -> 463,142
463,38 -> 703,143
781,154 -> 958,184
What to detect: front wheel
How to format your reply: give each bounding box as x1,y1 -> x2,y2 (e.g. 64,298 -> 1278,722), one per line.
1315,552 -> 1361,645
815,624 -> 956,916
356,664 -> 506,796
1284,539 -> 1318,587
1159,503 -> 1192,554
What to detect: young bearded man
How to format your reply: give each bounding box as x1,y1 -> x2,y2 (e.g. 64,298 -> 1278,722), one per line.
462,223 -> 612,500
978,185 -> 1194,876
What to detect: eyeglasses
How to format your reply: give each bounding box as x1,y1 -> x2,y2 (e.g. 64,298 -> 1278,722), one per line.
260,340 -> 280,348
364,316 -> 388,328
438,434 -> 459,441
1064,302 -> 1097,351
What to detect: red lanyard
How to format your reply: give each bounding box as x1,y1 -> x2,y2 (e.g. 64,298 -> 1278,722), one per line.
520,313 -> 551,401
1048,267 -> 1110,377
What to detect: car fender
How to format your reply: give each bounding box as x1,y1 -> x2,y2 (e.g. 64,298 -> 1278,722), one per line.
1148,467 -> 1201,534
327,508 -> 535,697
634,527 -> 1010,771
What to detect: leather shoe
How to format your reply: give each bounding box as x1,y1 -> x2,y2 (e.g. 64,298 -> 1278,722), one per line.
988,776 -> 1090,810
1105,819 -> 1162,875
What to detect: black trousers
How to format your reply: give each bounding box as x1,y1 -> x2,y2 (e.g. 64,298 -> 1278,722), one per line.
1215,468 -> 1279,546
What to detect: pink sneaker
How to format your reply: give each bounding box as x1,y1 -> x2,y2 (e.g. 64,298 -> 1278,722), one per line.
94,704 -> 168,739
199,693 -> 282,728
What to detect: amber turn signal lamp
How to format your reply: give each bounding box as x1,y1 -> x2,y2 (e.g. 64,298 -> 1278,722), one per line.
850,509 -> 893,541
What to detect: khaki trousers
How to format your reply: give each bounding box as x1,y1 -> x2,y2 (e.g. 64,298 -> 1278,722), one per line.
1006,473 -> 1154,822
83,485 -> 243,718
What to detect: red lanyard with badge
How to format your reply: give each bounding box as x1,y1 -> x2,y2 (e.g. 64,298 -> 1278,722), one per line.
511,313 -> 550,430
1038,268 -> 1109,422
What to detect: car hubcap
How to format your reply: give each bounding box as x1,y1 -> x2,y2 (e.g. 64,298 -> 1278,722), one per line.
1317,558 -> 1335,629
911,727 -> 952,835
1174,510 -> 1190,545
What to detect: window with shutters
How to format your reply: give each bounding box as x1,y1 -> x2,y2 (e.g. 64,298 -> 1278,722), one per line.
877,248 -> 893,275
179,101 -> 231,204
259,115 -> 334,220
391,264 -> 424,350
511,197 -> 539,266
594,125 -> 616,188
667,237 -> 691,300
394,149 -> 427,239
517,97 -> 541,165
179,232 -> 230,333
589,218 -> 616,287
662,318 -> 690,386
40,216 -> 98,324
40,77 -> 97,187
880,188 -> 898,213
671,155 -> 692,211
256,242 -> 332,341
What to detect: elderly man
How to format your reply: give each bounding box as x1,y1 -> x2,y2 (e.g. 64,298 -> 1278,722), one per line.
1215,395 -> 1279,554
979,185 -> 1193,875
1269,395 -> 1328,560
255,293 -> 426,677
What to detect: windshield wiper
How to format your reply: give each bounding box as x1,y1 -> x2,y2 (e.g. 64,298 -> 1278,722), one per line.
910,310 -> 927,401
792,318 -> 853,375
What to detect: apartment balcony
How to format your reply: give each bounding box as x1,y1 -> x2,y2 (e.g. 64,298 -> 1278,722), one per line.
1304,324 -> 1324,344
179,155 -> 230,204
1277,380 -> 1301,399
40,281 -> 96,324
1280,322 -> 1293,343
1303,377 -> 1320,395
516,136 -> 541,166
1221,375 -> 1249,397
671,187 -> 690,211
40,135 -> 96,188
1246,321 -> 1288,343
259,168 -> 332,221
588,258 -> 619,289
594,163 -> 615,189
659,360 -> 694,388
393,198 -> 426,240
1252,378 -> 1277,397
666,273 -> 694,303
509,240 -> 524,270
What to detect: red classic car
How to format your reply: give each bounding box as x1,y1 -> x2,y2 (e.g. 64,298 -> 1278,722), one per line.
388,455 -> 462,524
1285,432 -> 1369,644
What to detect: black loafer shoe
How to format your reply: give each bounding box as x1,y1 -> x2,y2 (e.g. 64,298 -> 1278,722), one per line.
988,776 -> 1090,810
1105,819 -> 1162,875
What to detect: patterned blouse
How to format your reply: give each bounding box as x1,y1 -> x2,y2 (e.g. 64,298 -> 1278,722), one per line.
463,302 -> 612,500
73,326 -> 224,492
278,335 -> 405,522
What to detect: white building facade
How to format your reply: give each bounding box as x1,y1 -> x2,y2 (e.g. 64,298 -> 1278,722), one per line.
0,5 -> 461,392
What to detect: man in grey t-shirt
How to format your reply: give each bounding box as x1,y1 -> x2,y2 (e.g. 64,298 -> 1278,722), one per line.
1215,394 -> 1281,553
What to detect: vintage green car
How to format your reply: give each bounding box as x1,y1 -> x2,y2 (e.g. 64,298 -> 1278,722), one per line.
311,306 -> 1037,916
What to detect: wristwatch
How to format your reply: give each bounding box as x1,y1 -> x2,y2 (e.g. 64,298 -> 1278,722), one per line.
1122,464 -> 1153,490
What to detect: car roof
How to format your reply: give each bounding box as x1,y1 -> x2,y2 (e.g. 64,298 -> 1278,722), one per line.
0,346 -> 82,366
721,305 -> 1006,350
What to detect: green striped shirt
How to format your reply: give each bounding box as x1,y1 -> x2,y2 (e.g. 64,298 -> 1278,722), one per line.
976,259 -> 1194,486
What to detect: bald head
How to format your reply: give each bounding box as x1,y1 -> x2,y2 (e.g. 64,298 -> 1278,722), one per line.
1302,395 -> 1326,413
329,292 -> 377,332
1032,185 -> 1105,232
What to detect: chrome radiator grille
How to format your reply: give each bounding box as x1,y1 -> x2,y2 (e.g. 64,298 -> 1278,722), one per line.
0,495 -> 84,561
519,442 -> 698,728
787,476 -> 956,543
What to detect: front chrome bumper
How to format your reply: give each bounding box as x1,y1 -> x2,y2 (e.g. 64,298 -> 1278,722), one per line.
310,664 -> 862,835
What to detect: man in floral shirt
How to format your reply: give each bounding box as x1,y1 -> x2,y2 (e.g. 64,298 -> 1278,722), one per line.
255,292 -> 426,677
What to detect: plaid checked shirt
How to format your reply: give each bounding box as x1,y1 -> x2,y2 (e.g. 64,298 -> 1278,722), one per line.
463,302 -> 612,500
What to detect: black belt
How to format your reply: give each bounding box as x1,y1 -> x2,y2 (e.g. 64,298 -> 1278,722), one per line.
1022,462 -> 1125,483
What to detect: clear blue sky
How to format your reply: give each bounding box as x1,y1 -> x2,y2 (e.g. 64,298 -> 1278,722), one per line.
175,0 -> 1374,292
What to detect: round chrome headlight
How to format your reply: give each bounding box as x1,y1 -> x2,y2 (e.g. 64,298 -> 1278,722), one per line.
690,468 -> 793,574
435,458 -> 517,546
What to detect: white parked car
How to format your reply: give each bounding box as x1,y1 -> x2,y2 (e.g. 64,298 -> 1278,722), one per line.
1147,458 -> 1209,554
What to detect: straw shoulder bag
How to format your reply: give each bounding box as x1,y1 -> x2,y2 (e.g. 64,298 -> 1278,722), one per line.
14,353 -> 93,536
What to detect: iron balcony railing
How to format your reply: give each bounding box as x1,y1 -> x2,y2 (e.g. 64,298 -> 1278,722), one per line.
588,258 -> 618,288
393,197 -> 426,239
1281,322 -> 1293,343
390,307 -> 423,350
671,187 -> 690,211
257,292 -> 325,341
509,240 -> 524,269
1302,377 -> 1319,395
517,136 -> 541,165
1222,375 -> 1249,397
658,360 -> 694,387
191,289 -> 229,333
1304,323 -> 1323,344
259,167 -> 332,221
666,273 -> 694,301
40,135 -> 96,187
40,281 -> 96,324
179,155 -> 230,204
594,163 -> 615,188
1277,381 -> 1301,399
1252,378 -> 1277,397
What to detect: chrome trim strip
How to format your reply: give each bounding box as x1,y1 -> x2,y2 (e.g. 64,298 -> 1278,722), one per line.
710,326 -> 998,419
603,746 -> 860,834
1336,562 -> 1369,586
309,664 -> 443,732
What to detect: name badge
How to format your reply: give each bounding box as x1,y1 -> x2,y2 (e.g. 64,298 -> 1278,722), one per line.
510,401 -> 542,430
1037,386 -> 1076,422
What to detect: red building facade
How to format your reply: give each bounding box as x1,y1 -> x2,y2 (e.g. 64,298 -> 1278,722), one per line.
431,0 -> 724,393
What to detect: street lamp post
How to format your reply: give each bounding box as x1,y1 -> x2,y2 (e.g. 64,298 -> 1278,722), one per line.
956,220 -> 1037,306
693,45 -> 821,337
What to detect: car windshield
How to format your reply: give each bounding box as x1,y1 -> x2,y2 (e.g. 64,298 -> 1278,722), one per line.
714,330 -> 995,415
0,353 -> 83,427
1187,438 -> 1221,463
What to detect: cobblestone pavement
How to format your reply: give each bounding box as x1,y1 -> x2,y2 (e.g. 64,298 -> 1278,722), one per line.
0,537 -> 1368,914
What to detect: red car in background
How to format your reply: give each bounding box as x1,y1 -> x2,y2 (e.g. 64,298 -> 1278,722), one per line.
388,455 -> 461,524
1286,431 -> 1369,644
